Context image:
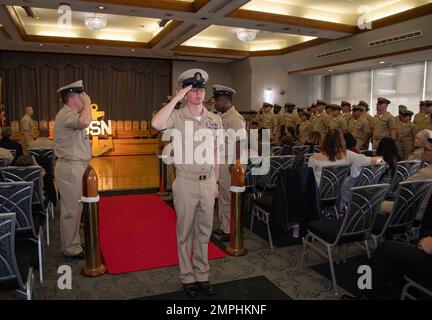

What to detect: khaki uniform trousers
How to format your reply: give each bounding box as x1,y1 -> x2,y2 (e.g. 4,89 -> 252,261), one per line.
217,164 -> 231,234
173,172 -> 216,284
55,159 -> 88,256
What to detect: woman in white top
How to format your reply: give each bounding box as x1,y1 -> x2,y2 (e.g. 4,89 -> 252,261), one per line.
308,129 -> 382,212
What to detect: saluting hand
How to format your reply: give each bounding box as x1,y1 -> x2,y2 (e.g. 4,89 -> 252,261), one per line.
80,92 -> 91,107
175,85 -> 193,102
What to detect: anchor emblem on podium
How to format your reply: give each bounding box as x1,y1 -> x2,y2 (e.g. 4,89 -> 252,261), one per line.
88,104 -> 114,157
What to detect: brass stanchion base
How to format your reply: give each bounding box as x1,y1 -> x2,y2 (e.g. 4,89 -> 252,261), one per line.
225,247 -> 248,257
81,264 -> 107,277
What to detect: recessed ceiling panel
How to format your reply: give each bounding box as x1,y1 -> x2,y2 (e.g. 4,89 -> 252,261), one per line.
182,25 -> 316,51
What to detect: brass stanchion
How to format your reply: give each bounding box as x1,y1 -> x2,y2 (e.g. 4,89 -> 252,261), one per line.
81,166 -> 107,277
226,162 -> 248,256
157,140 -> 169,196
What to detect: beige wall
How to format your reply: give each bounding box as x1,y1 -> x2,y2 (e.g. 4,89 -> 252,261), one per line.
282,14 -> 432,72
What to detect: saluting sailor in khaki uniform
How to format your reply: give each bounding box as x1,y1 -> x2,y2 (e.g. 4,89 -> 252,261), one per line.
312,100 -> 331,139
396,109 -> 417,160
20,106 -> 35,154
152,69 -> 221,298
212,85 -> 245,242
54,80 -> 92,259
349,105 -> 370,150
358,100 -> 374,147
341,100 -> 352,124
329,104 -> 348,132
253,103 -> 278,139
414,100 -> 432,131
372,97 -> 397,149
298,111 -> 312,145
281,103 -> 300,132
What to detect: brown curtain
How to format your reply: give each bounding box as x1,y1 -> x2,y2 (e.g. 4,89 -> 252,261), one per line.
0,51 -> 171,122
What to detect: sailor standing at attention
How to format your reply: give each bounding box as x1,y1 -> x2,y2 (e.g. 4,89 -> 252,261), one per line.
212,85 -> 245,242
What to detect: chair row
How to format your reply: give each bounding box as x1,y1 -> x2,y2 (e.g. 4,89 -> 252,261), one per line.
0,212 -> 35,300
303,179 -> 432,295
248,157 -> 426,251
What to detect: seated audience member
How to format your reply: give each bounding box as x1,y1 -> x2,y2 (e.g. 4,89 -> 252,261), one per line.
15,154 -> 46,177
308,129 -> 382,186
0,147 -> 14,166
343,132 -> 359,153
280,132 -> 295,155
376,137 -> 402,184
342,235 -> 432,300
0,127 -> 23,162
15,154 -> 46,201
305,131 -> 321,147
408,129 -> 432,161
28,127 -> 53,150
420,130 -> 432,164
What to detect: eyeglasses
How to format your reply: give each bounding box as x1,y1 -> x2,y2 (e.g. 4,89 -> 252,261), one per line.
190,88 -> 205,93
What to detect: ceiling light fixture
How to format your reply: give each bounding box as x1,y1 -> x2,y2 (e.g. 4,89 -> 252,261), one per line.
84,14 -> 107,31
98,6 -> 105,10
328,69 -> 333,72
379,61 -> 386,64
237,29 -> 257,42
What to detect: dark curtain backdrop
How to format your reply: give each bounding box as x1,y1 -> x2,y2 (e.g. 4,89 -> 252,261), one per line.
0,51 -> 171,122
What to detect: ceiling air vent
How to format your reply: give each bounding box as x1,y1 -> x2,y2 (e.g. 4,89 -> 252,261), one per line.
316,47 -> 353,59
368,30 -> 423,48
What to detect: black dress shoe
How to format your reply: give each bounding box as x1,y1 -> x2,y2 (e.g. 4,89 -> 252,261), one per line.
183,283 -> 198,298
220,233 -> 230,242
196,281 -> 216,296
63,251 -> 85,260
212,229 -> 224,236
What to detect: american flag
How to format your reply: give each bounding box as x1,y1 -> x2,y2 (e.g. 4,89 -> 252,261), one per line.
0,104 -> 6,128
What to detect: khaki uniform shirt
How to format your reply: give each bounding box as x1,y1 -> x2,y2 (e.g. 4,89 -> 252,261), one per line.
414,112 -> 432,131
255,112 -> 278,130
281,112 -> 300,130
312,112 -> 331,137
372,111 -> 396,140
54,105 -> 92,161
166,106 -> 222,175
20,114 -> 34,145
349,117 -> 370,143
341,112 -> 352,124
29,137 -> 54,150
220,106 -> 246,163
330,115 -> 348,132
363,113 -> 375,131
396,121 -> 417,141
299,121 -> 312,144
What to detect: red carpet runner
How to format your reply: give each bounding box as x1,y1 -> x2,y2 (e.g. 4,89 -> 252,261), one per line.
99,194 -> 227,274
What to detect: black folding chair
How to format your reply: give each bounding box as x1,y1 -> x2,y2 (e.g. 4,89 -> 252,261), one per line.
0,212 -> 35,300
303,183 -> 389,295
0,182 -> 44,283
